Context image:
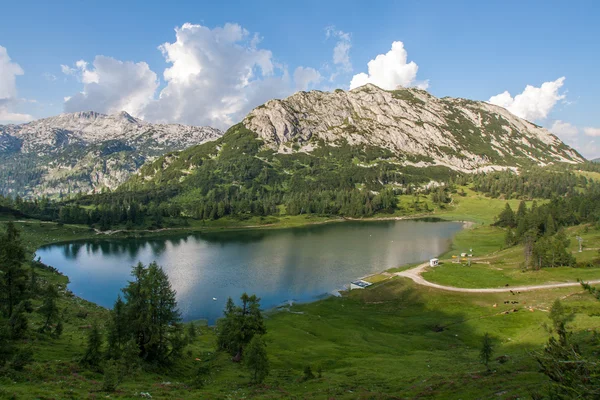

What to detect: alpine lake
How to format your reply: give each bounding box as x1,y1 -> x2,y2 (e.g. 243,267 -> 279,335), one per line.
36,219 -> 463,324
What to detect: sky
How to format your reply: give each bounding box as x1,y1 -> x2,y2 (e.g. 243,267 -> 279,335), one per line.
1,0 -> 599,158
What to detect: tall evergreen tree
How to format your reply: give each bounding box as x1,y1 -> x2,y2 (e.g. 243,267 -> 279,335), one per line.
81,322 -> 103,368
106,295 -> 128,360
217,293 -> 266,360
0,222 -> 29,317
245,335 -> 269,384
121,262 -> 183,364
38,284 -> 60,333
497,203 -> 516,227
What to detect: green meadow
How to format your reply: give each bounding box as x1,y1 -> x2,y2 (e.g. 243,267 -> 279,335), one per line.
1,188 -> 600,399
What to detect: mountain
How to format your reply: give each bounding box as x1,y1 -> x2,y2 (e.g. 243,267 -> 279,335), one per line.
117,85 -> 583,220
0,111 -> 222,197
592,158 -> 600,163
243,84 -> 582,170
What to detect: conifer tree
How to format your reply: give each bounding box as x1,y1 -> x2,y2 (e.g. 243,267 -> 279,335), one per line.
480,333 -> 494,371
39,284 -> 60,333
217,293 -> 266,359
81,322 -> 103,368
245,335 -> 269,384
121,262 -> 183,364
0,222 -> 29,317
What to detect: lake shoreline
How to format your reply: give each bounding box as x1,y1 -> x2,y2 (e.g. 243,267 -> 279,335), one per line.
29,210 -> 471,250
34,218 -> 467,324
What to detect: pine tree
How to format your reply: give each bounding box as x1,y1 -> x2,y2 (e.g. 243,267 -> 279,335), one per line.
39,284 -> 60,333
497,203 -> 516,227
9,301 -> 30,339
480,333 -> 494,371
245,335 -> 269,384
545,214 -> 557,236
106,295 -> 128,359
0,222 -> 29,317
81,322 -> 103,368
121,262 -> 183,364
217,293 -> 267,359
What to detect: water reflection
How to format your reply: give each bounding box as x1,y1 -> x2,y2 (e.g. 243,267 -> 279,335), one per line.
37,220 -> 463,324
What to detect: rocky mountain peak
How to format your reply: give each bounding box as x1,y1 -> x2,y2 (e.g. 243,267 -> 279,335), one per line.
0,111 -> 223,197
243,84 -> 582,172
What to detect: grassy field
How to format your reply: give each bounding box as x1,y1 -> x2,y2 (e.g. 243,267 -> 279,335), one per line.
2,188 -> 600,398
423,224 -> 600,289
4,272 -> 600,399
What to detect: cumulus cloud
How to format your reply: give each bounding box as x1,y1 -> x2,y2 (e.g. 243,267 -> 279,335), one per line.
60,23 -> 343,128
294,66 -> 322,91
62,56 -> 158,117
0,46 -> 32,123
488,77 -> 566,121
549,120 -> 578,139
584,127 -> 600,137
349,41 -> 428,90
141,22 -> 295,128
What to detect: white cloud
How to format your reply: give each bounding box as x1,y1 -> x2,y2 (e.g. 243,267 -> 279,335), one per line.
488,77 -> 566,121
294,67 -> 322,91
584,127 -> 600,137
43,72 -> 57,82
62,56 -> 158,117
349,41 -> 428,90
0,46 -> 33,123
325,26 -> 352,81
61,64 -> 76,75
139,22 -> 295,128
60,23 -> 340,128
549,120 -> 578,139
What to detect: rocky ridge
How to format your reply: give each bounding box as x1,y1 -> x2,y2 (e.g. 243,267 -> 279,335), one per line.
243,84 -> 583,171
0,111 -> 222,197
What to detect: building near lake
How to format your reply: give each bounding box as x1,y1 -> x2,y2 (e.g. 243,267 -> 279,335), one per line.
350,280 -> 372,290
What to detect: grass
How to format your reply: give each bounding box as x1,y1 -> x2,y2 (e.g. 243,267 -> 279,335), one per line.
435,187 -> 536,225
423,224 -> 600,289
3,188 -> 600,398
5,274 -> 600,399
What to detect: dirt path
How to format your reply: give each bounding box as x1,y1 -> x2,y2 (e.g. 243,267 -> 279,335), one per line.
395,262 -> 600,293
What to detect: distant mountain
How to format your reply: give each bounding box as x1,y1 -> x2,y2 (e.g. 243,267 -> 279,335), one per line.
119,85 -> 584,220
592,158 -> 600,163
0,111 -> 222,197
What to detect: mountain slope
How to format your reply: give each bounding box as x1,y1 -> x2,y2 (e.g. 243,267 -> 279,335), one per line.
114,85 -> 583,221
244,84 -> 582,171
0,111 -> 222,197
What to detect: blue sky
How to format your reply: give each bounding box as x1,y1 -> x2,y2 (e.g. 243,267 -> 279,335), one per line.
1,0 -> 599,157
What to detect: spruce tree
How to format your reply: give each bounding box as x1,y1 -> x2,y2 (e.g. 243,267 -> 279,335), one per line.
81,322 -> 103,368
480,333 -> 494,371
39,284 -> 60,333
217,293 -> 266,359
545,214 -> 557,236
0,222 -> 29,317
121,262 -> 183,364
245,335 -> 269,384
497,203 -> 515,227
106,295 -> 128,359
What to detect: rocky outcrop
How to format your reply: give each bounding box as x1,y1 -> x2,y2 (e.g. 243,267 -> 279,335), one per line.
243,84 -> 583,171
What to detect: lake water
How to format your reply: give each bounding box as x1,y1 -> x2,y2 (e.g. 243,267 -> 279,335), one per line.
36,219 -> 463,323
